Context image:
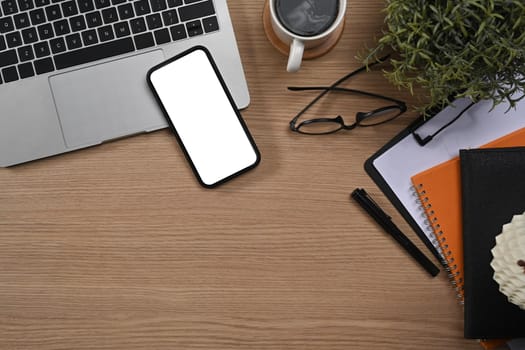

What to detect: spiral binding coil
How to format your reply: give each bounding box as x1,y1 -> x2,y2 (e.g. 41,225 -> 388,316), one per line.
412,183 -> 465,304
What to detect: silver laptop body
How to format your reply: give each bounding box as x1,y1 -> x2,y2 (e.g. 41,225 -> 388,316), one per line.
0,0 -> 249,167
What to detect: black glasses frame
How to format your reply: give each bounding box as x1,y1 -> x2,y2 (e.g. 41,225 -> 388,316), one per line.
288,56 -> 407,135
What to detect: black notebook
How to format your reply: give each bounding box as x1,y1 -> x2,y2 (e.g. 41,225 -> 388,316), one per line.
460,147 -> 525,339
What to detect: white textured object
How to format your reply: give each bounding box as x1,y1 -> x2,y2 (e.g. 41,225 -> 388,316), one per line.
491,212 -> 525,310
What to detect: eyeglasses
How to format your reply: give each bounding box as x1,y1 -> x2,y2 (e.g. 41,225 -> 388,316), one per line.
288,56 -> 407,135
411,101 -> 475,146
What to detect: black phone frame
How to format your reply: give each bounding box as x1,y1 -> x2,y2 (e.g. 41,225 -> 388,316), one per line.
147,45 -> 260,189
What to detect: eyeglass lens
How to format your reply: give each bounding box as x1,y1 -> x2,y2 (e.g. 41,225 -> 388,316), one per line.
357,106 -> 406,126
297,117 -> 345,135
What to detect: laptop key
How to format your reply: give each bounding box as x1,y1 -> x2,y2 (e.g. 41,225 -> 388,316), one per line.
53,37 -> 134,69
34,56 -> 53,74
133,31 -> 153,49
22,27 -> 38,43
166,0 -> 181,8
0,17 -> 15,33
45,4 -> 62,21
0,49 -> 18,68
130,17 -> 146,33
17,44 -> 34,61
86,11 -> 102,28
101,7 -> 118,23
0,35 -> 6,50
18,0 -> 34,11
97,25 -> 114,41
34,0 -> 49,6
14,13 -> 31,29
33,41 -> 50,57
69,15 -> 87,31
81,28 -> 98,45
2,66 -> 18,82
53,19 -> 70,35
133,0 -> 150,16
202,15 -> 218,33
1,0 -> 18,15
6,32 -> 22,47
149,0 -> 166,12
65,32 -> 81,49
37,23 -> 54,40
185,19 -> 201,37
113,21 -> 130,37
178,0 -> 214,22
117,3 -> 133,19
29,8 -> 46,25
146,13 -> 161,30
161,9 -> 177,25
94,0 -> 110,9
18,61 -> 34,78
61,1 -> 77,16
78,0 -> 94,13
169,23 -> 185,41
153,27 -> 169,44
50,37 -> 66,53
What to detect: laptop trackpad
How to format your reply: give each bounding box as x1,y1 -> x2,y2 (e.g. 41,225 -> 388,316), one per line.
50,50 -> 167,148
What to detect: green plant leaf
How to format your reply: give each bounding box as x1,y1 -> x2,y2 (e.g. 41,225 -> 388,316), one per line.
365,0 -> 525,114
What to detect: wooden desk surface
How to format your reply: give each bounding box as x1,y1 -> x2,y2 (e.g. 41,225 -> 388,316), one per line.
0,1 -> 481,349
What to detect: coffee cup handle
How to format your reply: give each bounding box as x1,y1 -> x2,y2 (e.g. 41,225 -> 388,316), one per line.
287,39 -> 304,73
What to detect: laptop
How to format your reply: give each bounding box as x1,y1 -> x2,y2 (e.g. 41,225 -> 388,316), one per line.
0,0 -> 250,167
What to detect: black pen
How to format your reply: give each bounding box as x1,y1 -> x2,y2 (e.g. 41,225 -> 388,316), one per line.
351,188 -> 440,277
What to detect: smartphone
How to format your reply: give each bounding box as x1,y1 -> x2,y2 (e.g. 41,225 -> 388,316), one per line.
147,46 -> 260,188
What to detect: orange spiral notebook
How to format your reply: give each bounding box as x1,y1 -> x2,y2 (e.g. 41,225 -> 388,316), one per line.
411,127 -> 525,303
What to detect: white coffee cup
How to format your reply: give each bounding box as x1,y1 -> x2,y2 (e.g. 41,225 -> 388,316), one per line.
268,0 -> 347,72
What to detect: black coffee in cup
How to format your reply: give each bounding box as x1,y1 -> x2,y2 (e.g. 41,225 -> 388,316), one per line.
275,0 -> 340,37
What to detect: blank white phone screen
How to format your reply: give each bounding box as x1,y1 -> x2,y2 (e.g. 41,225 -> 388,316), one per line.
149,49 -> 258,186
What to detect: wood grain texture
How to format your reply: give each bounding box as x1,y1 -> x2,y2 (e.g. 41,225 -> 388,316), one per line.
0,1 -> 479,349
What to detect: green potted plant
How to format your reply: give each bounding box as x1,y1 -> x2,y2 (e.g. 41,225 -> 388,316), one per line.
366,0 -> 525,114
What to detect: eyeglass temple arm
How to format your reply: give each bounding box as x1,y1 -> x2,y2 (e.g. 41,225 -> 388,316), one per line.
287,86 -> 406,106
329,53 -> 391,87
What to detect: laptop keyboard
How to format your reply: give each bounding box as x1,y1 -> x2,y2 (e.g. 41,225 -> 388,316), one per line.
0,0 -> 218,84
